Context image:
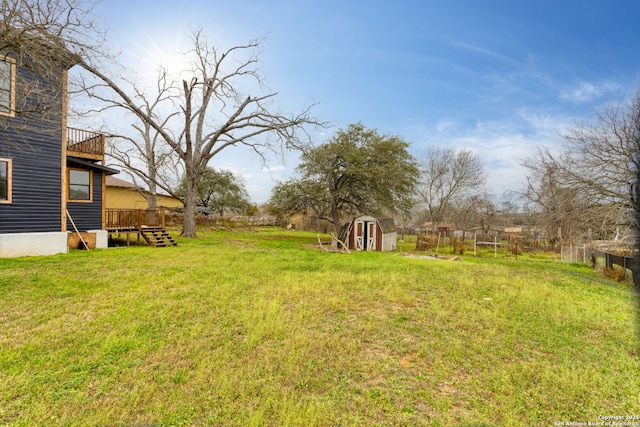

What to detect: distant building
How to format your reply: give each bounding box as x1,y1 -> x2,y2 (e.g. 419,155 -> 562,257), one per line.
106,176 -> 183,210
421,222 -> 457,234
504,227 -> 522,240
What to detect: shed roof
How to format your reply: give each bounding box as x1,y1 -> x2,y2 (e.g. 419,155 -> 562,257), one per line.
352,214 -> 397,233
377,217 -> 397,233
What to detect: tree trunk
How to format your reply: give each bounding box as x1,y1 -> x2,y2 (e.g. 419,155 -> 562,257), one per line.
147,167 -> 158,210
331,200 -> 342,237
181,177 -> 198,237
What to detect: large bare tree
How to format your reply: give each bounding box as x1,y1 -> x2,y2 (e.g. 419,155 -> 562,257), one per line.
520,157 -> 592,245
418,147 -> 486,228
102,70 -> 182,209
521,90 -> 640,296
521,91 -> 640,242
77,30 -> 320,236
2,1 -> 320,237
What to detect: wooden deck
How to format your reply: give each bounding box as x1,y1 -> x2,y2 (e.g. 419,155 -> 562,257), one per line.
106,209 -> 177,247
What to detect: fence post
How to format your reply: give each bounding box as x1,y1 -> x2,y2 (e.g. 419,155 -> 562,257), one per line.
494,235 -> 497,258
570,244 -> 573,263
474,232 -> 477,256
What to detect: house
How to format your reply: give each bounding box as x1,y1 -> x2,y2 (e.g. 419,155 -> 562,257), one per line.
421,222 -> 457,235
339,214 -> 398,252
0,46 -> 118,257
504,227 -> 522,240
106,176 -> 183,210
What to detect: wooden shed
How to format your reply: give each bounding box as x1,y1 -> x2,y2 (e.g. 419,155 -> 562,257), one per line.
340,214 -> 398,252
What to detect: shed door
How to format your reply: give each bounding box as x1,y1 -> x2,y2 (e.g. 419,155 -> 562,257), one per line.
354,220 -> 376,251
354,220 -> 364,250
366,221 -> 376,251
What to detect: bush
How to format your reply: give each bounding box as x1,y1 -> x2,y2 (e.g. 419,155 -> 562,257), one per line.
602,265 -> 628,282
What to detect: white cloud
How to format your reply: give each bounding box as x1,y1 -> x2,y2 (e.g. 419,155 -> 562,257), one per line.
407,112 -> 573,198
435,120 -> 457,134
560,80 -> 620,103
451,41 -> 516,65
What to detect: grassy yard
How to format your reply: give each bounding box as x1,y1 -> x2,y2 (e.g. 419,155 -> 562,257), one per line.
1,228 -> 638,426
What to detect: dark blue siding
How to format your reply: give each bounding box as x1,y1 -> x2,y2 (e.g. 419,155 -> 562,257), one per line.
0,121 -> 64,233
67,172 -> 103,232
0,56 -> 65,234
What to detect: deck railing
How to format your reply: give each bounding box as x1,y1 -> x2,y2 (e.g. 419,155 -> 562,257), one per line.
105,209 -> 165,231
67,127 -> 104,159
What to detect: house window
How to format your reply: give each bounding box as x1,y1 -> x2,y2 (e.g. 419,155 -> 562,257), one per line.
0,56 -> 16,117
0,158 -> 11,203
68,169 -> 92,202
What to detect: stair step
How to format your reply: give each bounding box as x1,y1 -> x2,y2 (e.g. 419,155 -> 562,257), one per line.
140,227 -> 178,247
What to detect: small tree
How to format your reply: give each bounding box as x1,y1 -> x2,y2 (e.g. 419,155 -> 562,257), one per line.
418,147 -> 486,228
269,123 -> 420,235
449,192 -> 497,234
176,167 -> 250,217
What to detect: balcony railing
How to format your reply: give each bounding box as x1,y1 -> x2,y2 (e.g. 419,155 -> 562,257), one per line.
66,127 -> 104,160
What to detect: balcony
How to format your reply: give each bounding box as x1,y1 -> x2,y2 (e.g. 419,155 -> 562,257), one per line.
66,127 -> 104,160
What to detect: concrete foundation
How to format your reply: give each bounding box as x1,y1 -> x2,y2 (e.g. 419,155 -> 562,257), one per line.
0,232 -> 69,258
88,230 -> 109,249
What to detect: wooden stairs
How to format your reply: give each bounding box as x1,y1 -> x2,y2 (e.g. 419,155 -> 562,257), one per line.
140,227 -> 178,247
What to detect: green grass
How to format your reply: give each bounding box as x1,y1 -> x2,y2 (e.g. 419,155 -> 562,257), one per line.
1,228 -> 638,426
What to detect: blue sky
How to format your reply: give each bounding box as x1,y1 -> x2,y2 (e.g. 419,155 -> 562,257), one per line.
96,0 -> 640,204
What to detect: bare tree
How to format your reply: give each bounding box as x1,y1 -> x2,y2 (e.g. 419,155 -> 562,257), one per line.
520,156 -> 590,245
0,0 -> 105,143
103,70 -> 182,209
0,0 -> 104,82
418,147 -> 486,228
77,30 -> 321,236
449,192 -> 497,233
521,92 -> 640,243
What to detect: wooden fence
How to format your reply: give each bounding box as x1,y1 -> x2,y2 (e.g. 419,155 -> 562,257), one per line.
592,250 -> 637,271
